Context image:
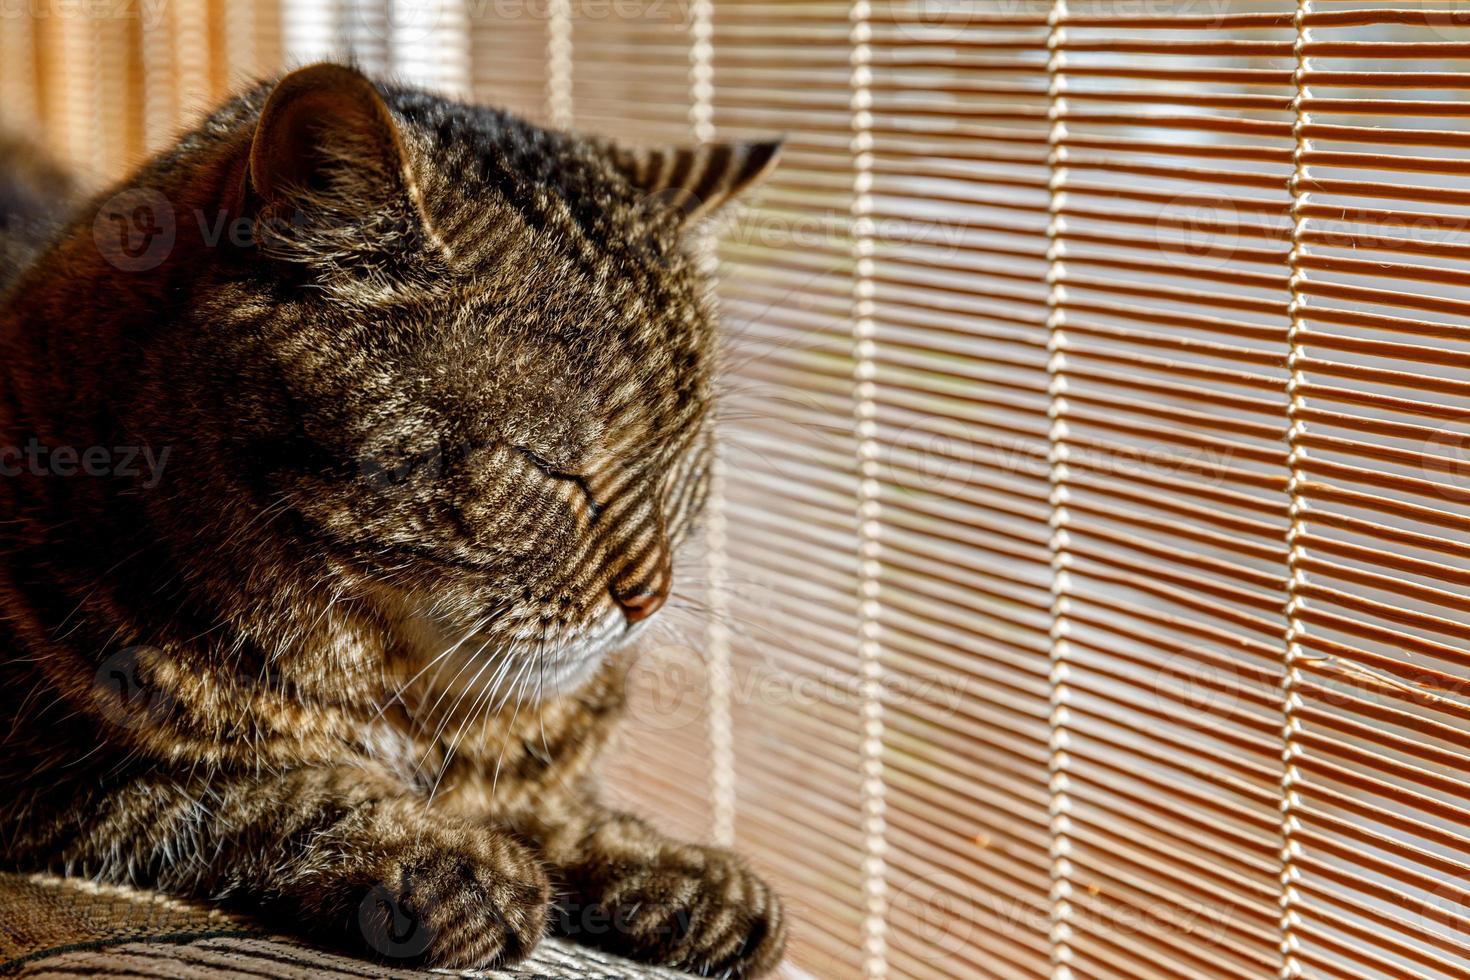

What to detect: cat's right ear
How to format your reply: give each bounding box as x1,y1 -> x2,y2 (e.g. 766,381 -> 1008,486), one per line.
601,139 -> 782,228
244,62 -> 410,225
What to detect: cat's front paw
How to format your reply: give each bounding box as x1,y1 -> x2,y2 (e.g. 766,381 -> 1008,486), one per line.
557,840 -> 786,978
353,830 -> 551,969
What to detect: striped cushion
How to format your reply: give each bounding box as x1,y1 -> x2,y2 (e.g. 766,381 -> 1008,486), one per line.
0,873 -> 684,978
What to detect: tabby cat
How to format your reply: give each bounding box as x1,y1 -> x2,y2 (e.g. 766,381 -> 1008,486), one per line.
0,63 -> 785,976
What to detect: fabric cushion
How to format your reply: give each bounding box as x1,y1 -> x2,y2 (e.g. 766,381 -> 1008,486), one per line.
0,872 -> 685,978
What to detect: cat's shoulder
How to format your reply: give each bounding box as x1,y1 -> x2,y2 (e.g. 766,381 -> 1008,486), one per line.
0,132 -> 79,294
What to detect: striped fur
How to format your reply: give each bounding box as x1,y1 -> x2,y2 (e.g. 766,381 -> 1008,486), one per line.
597,139 -> 783,224
0,64 -> 782,976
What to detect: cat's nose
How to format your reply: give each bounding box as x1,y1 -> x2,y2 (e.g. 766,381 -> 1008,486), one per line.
611,534 -> 672,625
613,583 -> 668,624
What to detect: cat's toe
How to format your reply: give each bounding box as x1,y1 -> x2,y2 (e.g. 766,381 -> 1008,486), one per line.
684,857 -> 786,979
357,834 -> 551,969
559,843 -> 786,977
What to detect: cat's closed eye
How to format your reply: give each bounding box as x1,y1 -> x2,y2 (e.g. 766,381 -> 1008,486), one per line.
515,446 -> 601,522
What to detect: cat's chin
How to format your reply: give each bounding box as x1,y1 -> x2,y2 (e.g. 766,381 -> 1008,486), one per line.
392,601 -> 631,716
529,604 -> 632,696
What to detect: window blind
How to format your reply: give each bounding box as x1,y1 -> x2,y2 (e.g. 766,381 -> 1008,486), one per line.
1042,5 -> 1293,979
1287,6 -> 1470,977
8,2 -> 1470,978
709,6 -> 872,976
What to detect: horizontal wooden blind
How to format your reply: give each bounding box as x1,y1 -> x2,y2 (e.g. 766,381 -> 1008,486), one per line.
1289,4 -> 1470,977
8,2 -> 1470,979
864,5 -> 1056,980
1048,4 -> 1294,979
708,5 -> 870,976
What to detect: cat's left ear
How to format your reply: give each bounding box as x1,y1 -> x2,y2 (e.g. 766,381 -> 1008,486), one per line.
605,140 -> 782,227
245,62 -> 411,220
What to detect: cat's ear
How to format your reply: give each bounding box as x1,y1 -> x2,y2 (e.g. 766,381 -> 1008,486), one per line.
606,140 -> 782,226
246,63 -> 409,215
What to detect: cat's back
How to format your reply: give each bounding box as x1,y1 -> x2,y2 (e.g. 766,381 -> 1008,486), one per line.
0,133 -> 77,295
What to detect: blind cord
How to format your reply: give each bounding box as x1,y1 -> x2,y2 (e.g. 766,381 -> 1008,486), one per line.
1045,3 -> 1075,979
849,3 -> 887,978
546,0 -> 573,130
688,0 -> 737,852
1281,0 -> 1312,976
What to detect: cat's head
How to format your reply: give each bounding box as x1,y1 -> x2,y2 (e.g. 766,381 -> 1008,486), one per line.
173,64 -> 778,703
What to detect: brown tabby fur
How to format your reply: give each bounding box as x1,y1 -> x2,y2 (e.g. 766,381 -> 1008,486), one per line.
0,64 -> 784,976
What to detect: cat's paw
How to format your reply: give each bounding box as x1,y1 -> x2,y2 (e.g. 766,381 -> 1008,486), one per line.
353,830 -> 551,969
557,840 -> 786,978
